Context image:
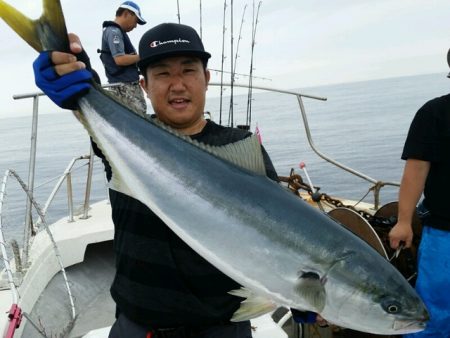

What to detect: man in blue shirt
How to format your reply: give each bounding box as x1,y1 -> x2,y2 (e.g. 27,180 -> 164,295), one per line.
100,1 -> 147,116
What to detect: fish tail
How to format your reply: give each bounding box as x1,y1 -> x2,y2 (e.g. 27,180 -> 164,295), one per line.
0,0 -> 69,52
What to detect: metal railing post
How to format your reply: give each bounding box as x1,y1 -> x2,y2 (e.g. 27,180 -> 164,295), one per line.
22,95 -> 39,266
80,146 -> 94,219
66,172 -> 74,222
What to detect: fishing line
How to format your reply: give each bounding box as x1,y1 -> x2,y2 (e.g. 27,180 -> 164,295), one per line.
246,1 -> 262,128
0,170 -> 76,322
0,170 -> 19,304
219,0 -> 228,125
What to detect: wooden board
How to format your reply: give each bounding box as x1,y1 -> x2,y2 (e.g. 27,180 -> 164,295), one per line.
328,207 -> 387,258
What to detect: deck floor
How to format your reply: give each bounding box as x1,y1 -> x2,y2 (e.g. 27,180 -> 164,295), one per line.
22,241 -> 116,338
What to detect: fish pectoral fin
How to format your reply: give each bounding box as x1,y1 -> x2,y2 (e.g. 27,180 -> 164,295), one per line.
228,287 -> 277,321
295,272 -> 326,312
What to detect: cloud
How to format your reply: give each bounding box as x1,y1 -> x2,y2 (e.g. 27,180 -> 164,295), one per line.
0,0 -> 448,118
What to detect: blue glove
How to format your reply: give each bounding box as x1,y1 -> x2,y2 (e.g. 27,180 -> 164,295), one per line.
33,51 -> 92,110
291,309 -> 318,324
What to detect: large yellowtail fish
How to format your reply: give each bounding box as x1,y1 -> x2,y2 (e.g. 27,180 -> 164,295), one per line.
0,0 -> 428,334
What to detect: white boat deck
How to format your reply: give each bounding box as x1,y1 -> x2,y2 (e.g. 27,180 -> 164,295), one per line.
0,200 -> 114,337
0,200 -> 291,338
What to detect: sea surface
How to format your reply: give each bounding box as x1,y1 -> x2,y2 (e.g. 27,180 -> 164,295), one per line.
0,72 -> 448,266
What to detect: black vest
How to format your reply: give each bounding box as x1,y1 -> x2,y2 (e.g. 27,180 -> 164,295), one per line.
100,21 -> 139,83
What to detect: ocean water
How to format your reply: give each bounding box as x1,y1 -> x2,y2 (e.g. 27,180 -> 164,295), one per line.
207,72 -> 448,202
0,72 -> 448,262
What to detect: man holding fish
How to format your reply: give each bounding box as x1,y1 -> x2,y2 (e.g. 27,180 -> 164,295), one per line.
33,21 -> 287,338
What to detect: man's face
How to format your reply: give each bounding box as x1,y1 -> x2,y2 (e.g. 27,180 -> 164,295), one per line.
141,56 -> 210,131
123,11 -> 138,32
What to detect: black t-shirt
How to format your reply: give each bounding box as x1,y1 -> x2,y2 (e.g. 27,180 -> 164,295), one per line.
94,119 -> 278,327
402,93 -> 450,230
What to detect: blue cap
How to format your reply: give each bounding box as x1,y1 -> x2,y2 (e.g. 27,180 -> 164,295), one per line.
119,1 -> 146,25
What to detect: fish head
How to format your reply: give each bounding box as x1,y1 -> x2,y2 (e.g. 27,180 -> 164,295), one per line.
316,249 -> 429,335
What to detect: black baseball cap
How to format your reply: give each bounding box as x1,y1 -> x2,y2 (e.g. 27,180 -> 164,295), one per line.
138,23 -> 211,72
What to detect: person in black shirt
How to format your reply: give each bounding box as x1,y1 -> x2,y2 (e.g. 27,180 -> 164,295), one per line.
389,49 -> 450,338
34,23 -> 289,337
105,23 -> 280,337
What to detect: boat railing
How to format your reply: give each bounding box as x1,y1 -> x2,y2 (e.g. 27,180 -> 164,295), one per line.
10,84 -> 119,265
210,82 -> 400,209
34,153 -> 93,227
10,82 -> 400,262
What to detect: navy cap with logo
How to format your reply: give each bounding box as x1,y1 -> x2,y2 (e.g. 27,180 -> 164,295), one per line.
138,23 -> 211,72
119,1 -> 146,25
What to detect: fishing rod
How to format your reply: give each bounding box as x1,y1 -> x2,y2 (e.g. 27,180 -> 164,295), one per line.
228,4 -> 247,127
246,0 -> 262,128
219,0 -> 227,125
176,0 -> 181,23
199,0 -> 203,39
228,0 -> 234,127
232,4 -> 247,78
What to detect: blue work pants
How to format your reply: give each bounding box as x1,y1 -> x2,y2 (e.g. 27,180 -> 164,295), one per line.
405,226 -> 450,338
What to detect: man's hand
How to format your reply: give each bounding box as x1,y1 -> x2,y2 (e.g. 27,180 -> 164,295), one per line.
316,314 -> 328,327
291,309 -> 328,327
389,221 -> 413,249
33,33 -> 92,109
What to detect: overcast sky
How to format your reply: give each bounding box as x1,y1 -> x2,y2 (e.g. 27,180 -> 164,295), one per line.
0,0 -> 449,118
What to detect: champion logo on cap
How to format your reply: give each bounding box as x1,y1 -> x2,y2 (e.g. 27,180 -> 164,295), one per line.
150,39 -> 191,48
138,23 -> 211,70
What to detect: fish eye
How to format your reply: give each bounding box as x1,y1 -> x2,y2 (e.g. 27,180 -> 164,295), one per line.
381,298 -> 402,314
387,304 -> 399,313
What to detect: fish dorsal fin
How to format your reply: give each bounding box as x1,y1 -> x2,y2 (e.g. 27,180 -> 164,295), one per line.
228,287 -> 278,321
108,118 -> 266,197
197,135 -> 267,176
153,119 -> 267,176
295,272 -> 326,312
